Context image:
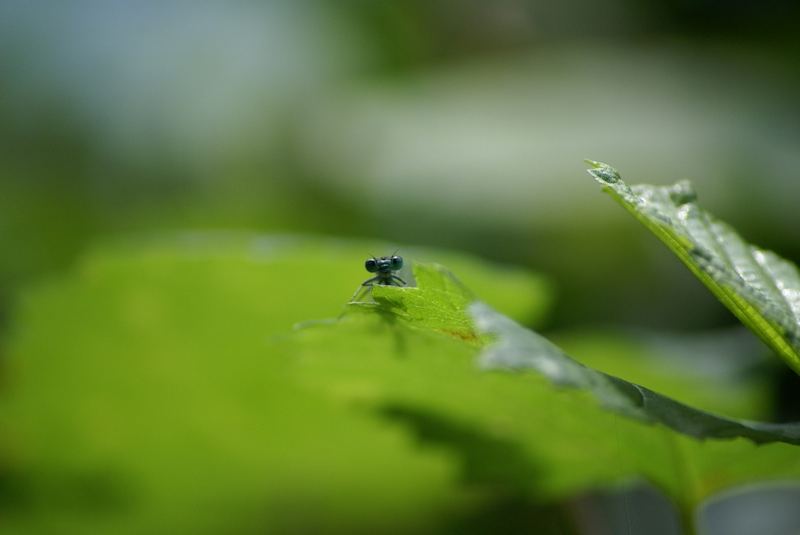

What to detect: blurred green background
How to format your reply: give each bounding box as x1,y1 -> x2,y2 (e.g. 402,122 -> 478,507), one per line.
1,1 -> 799,533
2,0 -> 799,328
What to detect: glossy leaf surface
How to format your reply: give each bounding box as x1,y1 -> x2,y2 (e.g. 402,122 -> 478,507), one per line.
588,161 -> 800,375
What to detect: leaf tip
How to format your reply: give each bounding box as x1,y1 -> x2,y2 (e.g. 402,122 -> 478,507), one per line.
585,160 -> 621,185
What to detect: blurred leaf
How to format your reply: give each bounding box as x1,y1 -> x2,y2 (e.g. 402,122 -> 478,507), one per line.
588,160 -> 800,375
0,234 -> 551,534
3,234 -> 799,535
550,328 -> 772,421
472,303 -> 800,445
290,265 -> 800,516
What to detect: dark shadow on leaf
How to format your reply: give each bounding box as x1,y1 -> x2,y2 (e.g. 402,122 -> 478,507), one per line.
371,296 -> 410,357
0,465 -> 134,514
379,403 -> 537,491
377,403 -> 577,534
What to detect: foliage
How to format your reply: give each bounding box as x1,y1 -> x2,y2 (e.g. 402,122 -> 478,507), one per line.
2,234 -> 798,533
588,160 -> 800,375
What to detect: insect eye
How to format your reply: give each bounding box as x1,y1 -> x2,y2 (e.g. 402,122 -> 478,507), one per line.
391,256 -> 403,270
365,259 -> 378,272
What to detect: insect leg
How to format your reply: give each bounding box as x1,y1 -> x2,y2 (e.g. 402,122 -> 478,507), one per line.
350,277 -> 380,302
391,275 -> 406,286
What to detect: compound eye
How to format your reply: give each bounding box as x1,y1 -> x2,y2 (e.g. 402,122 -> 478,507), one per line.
390,255 -> 403,270
365,258 -> 378,272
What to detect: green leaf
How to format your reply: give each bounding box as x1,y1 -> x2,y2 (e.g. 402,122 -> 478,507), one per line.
550,328 -> 772,421
471,303 -> 800,445
0,234 -> 551,534
587,160 -> 800,375
3,233 -> 798,534
351,263 -> 482,343
292,266 -> 800,514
